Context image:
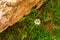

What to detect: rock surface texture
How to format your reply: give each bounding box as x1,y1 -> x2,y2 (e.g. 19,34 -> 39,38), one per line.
0,0 -> 46,32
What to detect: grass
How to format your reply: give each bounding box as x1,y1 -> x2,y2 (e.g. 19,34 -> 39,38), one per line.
0,0 -> 60,40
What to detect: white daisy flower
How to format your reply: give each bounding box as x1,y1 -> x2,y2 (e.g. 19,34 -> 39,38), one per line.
34,19 -> 41,25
